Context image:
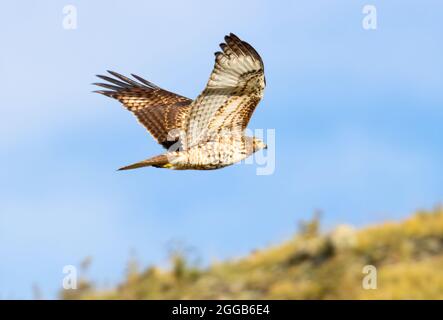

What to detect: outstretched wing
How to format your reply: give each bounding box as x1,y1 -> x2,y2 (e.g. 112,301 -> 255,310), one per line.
94,71 -> 192,149
185,33 -> 265,147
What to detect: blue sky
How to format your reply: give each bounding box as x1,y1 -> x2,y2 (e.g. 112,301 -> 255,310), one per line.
1,0 -> 442,298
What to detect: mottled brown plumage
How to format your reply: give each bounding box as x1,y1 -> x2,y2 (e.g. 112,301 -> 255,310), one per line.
94,33 -> 266,170
94,71 -> 191,149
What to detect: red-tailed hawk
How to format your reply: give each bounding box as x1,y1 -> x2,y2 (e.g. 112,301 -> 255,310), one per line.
94,33 -> 266,170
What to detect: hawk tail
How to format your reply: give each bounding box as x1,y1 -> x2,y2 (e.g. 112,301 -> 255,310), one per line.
118,154 -> 171,171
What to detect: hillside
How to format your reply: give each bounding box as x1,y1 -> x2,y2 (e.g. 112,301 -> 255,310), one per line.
62,207 -> 443,299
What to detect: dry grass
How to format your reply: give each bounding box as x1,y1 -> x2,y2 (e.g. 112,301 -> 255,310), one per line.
62,207 -> 443,300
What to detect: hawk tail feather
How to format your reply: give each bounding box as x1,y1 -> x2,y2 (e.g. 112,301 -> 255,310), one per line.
118,154 -> 170,171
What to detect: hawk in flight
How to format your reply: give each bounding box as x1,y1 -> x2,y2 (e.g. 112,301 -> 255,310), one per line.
94,33 -> 266,170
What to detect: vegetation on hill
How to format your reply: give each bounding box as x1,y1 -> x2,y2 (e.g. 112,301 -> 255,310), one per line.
61,207 -> 443,299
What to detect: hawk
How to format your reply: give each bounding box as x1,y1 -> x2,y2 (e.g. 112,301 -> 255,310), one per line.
94,33 -> 267,170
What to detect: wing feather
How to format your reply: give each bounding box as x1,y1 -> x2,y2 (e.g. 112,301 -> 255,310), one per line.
184,33 -> 265,147
94,71 -> 192,149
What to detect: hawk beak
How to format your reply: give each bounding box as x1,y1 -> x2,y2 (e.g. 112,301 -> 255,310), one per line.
264,144 -> 268,150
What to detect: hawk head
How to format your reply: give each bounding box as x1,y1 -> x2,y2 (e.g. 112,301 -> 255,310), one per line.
252,137 -> 267,151
244,136 -> 267,154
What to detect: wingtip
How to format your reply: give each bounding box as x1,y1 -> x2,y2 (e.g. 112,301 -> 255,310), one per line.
95,74 -> 108,81
131,73 -> 159,88
92,90 -> 114,97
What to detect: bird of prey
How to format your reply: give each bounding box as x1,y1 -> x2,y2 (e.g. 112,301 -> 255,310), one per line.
94,33 -> 266,171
